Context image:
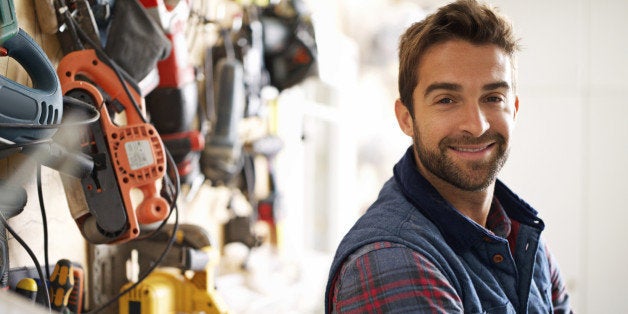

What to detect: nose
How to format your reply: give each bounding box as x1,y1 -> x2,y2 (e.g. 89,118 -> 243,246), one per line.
458,102 -> 490,137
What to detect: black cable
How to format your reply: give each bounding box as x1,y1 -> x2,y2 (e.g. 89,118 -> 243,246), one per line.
0,244 -> 6,288
84,206 -> 179,314
135,150 -> 180,241
83,150 -> 180,314
57,6 -> 187,313
63,11 -> 147,124
55,0 -> 84,52
0,138 -> 52,152
63,2 -> 183,243
0,214 -> 51,311
36,165 -> 51,281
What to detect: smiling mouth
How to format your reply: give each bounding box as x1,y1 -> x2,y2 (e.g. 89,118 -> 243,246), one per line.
450,143 -> 495,153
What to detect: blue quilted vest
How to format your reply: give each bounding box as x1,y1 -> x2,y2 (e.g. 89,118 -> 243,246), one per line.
325,147 -> 553,313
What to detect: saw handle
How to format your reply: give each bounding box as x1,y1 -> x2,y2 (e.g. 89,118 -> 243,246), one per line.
0,28 -> 62,142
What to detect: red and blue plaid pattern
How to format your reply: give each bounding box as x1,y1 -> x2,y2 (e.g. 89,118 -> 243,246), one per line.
330,200 -> 571,313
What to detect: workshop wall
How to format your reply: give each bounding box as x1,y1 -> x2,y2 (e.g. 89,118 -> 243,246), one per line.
1,0 -> 87,278
1,0 -> 280,312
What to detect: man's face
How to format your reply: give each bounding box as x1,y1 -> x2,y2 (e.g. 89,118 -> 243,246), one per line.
398,39 -> 519,192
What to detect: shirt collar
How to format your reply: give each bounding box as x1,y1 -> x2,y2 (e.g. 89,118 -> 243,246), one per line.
486,197 -> 511,238
393,146 -> 544,253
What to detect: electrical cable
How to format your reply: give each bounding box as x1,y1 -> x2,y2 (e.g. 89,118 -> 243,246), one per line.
0,138 -> 52,153
62,10 -> 147,124
55,0 -> 84,52
0,216 -> 7,287
0,213 -> 51,312
135,149 -> 181,241
36,165 -> 51,281
61,0 -> 183,243
64,11 -> 182,243
54,5 -> 185,313
83,150 -> 180,314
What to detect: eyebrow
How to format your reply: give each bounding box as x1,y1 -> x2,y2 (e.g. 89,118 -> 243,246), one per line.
423,81 -> 511,97
424,82 -> 461,98
482,81 -> 510,91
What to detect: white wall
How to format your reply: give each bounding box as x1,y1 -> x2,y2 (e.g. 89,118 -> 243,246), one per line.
491,0 -> 628,312
294,0 -> 628,313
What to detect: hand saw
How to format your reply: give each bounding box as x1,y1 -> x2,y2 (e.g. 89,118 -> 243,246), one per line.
57,49 -> 170,244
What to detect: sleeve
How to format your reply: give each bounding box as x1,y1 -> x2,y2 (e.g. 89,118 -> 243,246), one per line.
545,243 -> 573,314
331,242 -> 463,314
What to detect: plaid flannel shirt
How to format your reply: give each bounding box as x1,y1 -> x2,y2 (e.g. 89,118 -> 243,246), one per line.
326,147 -> 573,313
330,198 -> 572,313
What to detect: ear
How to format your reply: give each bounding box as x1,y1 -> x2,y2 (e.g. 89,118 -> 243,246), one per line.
513,96 -> 519,120
395,99 -> 414,137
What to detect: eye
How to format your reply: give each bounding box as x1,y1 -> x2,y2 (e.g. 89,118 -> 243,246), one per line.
436,97 -> 455,105
484,95 -> 504,103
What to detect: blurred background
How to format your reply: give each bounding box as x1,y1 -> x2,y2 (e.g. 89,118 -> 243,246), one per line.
1,0 -> 626,313
279,0 -> 627,312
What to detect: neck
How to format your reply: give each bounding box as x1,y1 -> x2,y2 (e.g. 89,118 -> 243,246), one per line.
415,157 -> 495,227
432,177 -> 494,227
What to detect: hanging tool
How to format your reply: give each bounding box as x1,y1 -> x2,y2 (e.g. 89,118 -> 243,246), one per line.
0,3 -> 97,177
139,0 -> 205,186
248,135 -> 284,246
88,223 -> 229,313
54,0 -> 100,54
260,0 -> 318,91
201,26 -> 246,187
0,27 -> 63,149
99,0 -> 171,94
117,224 -> 229,314
57,49 -> 170,244
0,0 -> 17,44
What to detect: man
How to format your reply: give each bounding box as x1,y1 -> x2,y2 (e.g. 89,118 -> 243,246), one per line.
325,0 -> 572,313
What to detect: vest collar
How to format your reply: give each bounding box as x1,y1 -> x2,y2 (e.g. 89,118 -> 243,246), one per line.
393,146 -> 544,253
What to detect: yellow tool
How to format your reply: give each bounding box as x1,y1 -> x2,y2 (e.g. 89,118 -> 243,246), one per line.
15,278 -> 37,301
49,259 -> 74,311
118,247 -> 228,314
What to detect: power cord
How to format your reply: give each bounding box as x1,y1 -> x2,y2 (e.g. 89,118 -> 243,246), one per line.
0,213 -> 51,312
60,6 -> 147,124
36,165 -> 51,282
51,4 -> 185,313
83,150 -> 180,314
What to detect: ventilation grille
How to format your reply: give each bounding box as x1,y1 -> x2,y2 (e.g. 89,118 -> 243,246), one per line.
38,101 -> 60,125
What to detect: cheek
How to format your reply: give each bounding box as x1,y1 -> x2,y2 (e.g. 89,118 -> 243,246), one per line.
414,119 -> 444,147
490,112 -> 517,138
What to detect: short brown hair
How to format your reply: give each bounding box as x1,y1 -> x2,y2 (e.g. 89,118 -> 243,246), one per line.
398,0 -> 520,116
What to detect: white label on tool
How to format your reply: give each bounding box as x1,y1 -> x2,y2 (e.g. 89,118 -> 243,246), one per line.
125,140 -> 154,170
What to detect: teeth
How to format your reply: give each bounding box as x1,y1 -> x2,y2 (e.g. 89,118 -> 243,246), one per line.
454,146 -> 487,152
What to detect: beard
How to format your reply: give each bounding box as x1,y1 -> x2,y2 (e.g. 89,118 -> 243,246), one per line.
412,126 -> 509,192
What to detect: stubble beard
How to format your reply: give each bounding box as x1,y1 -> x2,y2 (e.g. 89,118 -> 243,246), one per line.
412,125 -> 509,192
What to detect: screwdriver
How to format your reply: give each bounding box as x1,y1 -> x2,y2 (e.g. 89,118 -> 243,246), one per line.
49,259 -> 74,311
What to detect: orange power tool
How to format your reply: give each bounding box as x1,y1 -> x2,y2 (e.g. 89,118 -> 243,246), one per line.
57,49 -> 170,244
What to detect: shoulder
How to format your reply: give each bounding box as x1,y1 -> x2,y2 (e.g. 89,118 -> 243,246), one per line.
332,241 -> 463,313
338,241 -> 447,284
330,178 -> 451,281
